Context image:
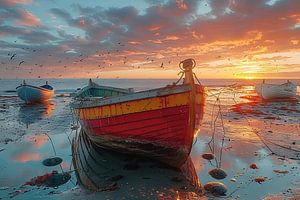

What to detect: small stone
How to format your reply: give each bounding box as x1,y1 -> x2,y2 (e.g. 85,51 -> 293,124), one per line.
204,182 -> 227,196
201,153 -> 215,160
254,177 -> 267,183
230,178 -> 237,182
250,163 -> 258,169
273,170 -> 289,174
42,157 -> 63,167
209,168 -> 227,180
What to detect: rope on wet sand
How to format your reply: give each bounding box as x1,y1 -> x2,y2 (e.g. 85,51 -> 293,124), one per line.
228,85 -> 300,158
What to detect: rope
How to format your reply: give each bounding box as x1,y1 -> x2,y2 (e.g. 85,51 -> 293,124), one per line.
174,71 -> 184,85
193,72 -> 202,86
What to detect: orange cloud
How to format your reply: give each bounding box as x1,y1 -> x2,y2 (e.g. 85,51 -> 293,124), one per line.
16,10 -> 40,27
1,0 -> 32,6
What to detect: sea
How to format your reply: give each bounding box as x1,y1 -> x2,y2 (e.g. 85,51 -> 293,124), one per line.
0,78 -> 299,200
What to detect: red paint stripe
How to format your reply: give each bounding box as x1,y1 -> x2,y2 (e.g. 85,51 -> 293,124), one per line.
84,105 -> 189,132
92,117 -> 187,138
87,105 -> 189,128
86,108 -> 187,130
81,105 -> 190,147
91,123 -> 188,147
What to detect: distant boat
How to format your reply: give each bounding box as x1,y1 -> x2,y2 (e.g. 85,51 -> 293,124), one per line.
71,59 -> 205,168
74,79 -> 133,98
255,80 -> 297,100
16,80 -> 54,104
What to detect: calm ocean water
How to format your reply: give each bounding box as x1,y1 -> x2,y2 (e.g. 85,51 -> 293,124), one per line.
1,78 -> 300,95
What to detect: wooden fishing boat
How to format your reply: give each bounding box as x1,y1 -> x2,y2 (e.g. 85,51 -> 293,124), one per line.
255,80 -> 297,100
75,79 -> 133,98
71,59 -> 205,168
16,80 -> 54,104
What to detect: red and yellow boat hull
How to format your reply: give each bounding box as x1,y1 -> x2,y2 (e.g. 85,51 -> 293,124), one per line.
72,83 -> 205,168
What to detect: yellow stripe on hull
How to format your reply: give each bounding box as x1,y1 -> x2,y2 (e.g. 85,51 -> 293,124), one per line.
76,92 -> 204,120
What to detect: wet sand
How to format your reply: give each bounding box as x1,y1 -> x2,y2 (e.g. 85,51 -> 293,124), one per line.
0,84 -> 299,199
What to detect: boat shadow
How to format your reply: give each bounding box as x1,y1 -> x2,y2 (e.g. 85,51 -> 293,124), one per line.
72,130 -> 203,199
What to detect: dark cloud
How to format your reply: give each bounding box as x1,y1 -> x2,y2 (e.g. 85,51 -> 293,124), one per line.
50,8 -> 72,21
0,25 -> 57,43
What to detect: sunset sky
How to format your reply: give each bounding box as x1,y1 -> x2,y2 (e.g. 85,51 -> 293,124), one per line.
0,0 -> 300,79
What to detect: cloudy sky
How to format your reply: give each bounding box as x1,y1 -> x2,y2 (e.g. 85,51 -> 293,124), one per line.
0,0 -> 300,79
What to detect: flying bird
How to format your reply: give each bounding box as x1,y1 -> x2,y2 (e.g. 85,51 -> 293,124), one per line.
19,61 -> 25,66
10,54 -> 16,60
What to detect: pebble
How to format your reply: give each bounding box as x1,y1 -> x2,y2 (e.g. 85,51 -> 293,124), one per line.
204,182 -> 227,196
254,177 -> 267,183
42,157 -> 63,167
230,178 -> 237,182
250,163 -> 258,169
201,153 -> 215,160
209,168 -> 227,180
273,169 -> 289,174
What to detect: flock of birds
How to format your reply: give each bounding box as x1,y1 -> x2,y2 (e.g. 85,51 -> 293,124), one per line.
1,38 -> 283,79
1,40 -> 179,79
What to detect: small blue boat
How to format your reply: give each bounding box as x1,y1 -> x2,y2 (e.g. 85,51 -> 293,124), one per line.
16,80 -> 54,104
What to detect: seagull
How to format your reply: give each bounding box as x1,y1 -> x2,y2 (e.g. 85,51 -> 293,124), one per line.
19,61 -> 25,66
160,62 -> 164,68
10,54 -> 16,60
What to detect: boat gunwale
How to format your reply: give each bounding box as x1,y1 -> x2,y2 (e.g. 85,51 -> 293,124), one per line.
75,82 -> 132,97
256,82 -> 297,88
16,84 -> 54,92
71,84 -> 201,109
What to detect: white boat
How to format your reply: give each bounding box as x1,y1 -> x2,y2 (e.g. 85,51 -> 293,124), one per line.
255,80 -> 297,100
16,80 -> 54,104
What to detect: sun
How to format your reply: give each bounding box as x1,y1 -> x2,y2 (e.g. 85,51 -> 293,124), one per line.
244,76 -> 255,80
234,73 -> 257,80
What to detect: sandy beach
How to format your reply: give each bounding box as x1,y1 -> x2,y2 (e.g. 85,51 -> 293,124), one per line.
0,79 -> 299,199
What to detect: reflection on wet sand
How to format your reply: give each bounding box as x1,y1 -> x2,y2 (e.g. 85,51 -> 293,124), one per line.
72,130 -> 203,199
13,152 -> 42,163
18,101 -> 55,127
